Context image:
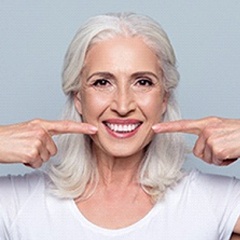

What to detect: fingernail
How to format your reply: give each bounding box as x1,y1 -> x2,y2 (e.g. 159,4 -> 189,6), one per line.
89,126 -> 98,133
151,125 -> 159,131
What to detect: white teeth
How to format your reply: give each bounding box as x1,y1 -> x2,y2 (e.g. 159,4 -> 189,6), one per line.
106,123 -> 140,132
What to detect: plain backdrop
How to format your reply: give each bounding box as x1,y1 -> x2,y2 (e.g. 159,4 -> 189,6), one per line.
0,0 -> 240,176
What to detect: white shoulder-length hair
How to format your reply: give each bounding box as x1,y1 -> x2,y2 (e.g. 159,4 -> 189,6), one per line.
47,12 -> 186,201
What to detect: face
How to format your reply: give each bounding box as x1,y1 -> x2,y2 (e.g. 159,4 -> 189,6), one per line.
74,36 -> 168,159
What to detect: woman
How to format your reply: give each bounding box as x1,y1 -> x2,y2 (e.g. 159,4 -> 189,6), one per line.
1,12 -> 240,239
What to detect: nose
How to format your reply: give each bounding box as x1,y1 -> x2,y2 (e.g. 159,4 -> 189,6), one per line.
110,85 -> 136,116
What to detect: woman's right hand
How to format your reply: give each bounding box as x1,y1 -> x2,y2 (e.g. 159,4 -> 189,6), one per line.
0,119 -> 97,168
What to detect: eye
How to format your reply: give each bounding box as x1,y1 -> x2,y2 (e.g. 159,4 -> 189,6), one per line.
132,77 -> 159,93
93,79 -> 110,87
91,78 -> 115,92
136,78 -> 154,86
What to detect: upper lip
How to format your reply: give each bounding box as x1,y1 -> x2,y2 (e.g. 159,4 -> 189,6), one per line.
103,119 -> 143,124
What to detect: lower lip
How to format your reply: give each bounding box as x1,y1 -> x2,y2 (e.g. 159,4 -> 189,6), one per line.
104,125 -> 141,139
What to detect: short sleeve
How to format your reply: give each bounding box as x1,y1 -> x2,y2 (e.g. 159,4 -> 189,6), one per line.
0,171 -> 45,237
193,170 -> 240,239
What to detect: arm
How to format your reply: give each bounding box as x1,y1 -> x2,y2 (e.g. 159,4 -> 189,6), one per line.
0,119 -> 97,168
153,116 -> 240,234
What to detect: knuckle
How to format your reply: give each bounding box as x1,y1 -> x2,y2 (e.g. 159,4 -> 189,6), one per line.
192,150 -> 199,158
193,147 -> 202,159
27,119 -> 48,138
27,118 -> 43,128
35,126 -> 48,138
206,136 -> 216,147
35,128 -> 47,139
29,118 -> 45,127
206,116 -> 223,124
202,117 -> 223,133
30,118 -> 43,125
212,146 -> 227,159
27,148 -> 39,160
202,127 -> 214,139
41,151 -> 51,162
32,138 -> 43,149
31,161 -> 42,169
61,120 -> 72,131
218,150 -> 229,160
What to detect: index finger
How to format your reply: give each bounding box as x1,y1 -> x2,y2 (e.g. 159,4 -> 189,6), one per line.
41,120 -> 98,136
152,119 -> 208,135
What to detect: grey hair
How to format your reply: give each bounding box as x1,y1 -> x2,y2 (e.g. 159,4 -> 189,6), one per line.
47,12 -> 186,201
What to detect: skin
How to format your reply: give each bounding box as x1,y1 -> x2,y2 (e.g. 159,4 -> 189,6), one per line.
73,36 -> 168,228
152,116 -> 240,234
74,36 -> 167,173
152,117 -> 240,166
1,37 -> 240,233
231,233 -> 240,240
0,119 -> 97,168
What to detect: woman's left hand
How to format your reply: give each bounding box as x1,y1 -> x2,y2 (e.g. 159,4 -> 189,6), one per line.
152,117 -> 240,166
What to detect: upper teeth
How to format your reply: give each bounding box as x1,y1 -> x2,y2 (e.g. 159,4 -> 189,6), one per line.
106,123 -> 140,132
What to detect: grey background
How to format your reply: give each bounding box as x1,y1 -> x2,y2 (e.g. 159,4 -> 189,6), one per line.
0,0 -> 240,176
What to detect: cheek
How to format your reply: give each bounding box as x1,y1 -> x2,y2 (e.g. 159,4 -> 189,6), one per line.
138,93 -> 167,119
81,92 -> 112,121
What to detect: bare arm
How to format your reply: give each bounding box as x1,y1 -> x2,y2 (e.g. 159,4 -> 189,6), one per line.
0,119 -> 97,168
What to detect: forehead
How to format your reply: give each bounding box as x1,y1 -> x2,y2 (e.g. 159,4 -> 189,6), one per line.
82,36 -> 160,75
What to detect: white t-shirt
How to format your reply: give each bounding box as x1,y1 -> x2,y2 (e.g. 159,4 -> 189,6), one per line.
1,170 -> 240,240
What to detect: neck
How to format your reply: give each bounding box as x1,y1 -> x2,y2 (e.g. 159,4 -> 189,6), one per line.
93,146 -> 144,187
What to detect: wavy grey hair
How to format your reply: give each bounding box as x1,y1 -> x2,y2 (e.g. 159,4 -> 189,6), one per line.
47,12 -> 186,201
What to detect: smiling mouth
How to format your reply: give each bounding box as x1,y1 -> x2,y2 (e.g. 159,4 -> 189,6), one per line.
103,122 -> 142,133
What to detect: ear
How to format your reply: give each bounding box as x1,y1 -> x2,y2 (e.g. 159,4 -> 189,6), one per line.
74,92 -> 83,115
161,92 -> 169,115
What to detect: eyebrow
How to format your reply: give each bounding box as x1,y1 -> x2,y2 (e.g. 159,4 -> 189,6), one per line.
86,71 -> 160,82
86,72 -> 115,82
131,71 -> 159,80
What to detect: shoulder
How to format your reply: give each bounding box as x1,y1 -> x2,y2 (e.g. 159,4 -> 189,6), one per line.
183,169 -> 240,191
167,169 -> 240,209
0,171 -> 59,236
0,170 -> 50,204
0,170 -> 48,187
153,170 -> 240,239
177,169 -> 240,197
175,170 -> 240,218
